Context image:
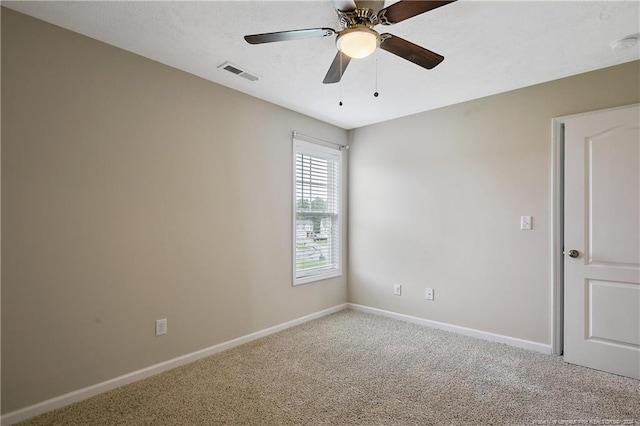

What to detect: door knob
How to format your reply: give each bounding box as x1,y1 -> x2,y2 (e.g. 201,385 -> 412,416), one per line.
567,249 -> 579,258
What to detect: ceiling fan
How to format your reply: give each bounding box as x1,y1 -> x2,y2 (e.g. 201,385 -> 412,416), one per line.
244,0 -> 456,84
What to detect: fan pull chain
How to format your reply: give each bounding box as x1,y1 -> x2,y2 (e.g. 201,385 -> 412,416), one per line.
339,53 -> 343,106
374,50 -> 379,98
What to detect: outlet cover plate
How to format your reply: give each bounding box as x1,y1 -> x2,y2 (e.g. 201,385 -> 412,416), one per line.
156,318 -> 167,336
393,284 -> 402,296
425,288 -> 434,301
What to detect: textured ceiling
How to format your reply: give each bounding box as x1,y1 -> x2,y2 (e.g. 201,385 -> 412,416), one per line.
5,1 -> 640,129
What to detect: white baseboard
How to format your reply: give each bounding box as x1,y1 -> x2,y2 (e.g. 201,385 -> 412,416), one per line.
348,303 -> 552,354
2,302 -> 550,425
1,303 -> 348,426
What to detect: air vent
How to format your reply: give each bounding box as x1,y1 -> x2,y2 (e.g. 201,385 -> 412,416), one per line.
218,62 -> 260,82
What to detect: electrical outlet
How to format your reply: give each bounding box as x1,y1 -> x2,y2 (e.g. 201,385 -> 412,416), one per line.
156,318 -> 167,336
425,288 -> 434,301
393,284 -> 402,296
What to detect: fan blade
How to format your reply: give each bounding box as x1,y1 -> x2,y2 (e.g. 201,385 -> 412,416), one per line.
377,1 -> 456,25
379,34 -> 444,69
332,0 -> 357,12
245,28 -> 335,44
323,51 -> 352,84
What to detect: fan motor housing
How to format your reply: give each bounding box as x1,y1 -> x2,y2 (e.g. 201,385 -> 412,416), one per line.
338,8 -> 378,29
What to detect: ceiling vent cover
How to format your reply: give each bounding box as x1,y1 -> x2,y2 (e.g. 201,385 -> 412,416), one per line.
218,62 -> 260,82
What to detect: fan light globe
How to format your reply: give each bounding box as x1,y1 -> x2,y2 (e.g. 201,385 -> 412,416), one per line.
336,28 -> 379,59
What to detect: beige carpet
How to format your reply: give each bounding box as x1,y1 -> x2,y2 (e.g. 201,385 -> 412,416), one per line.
18,310 -> 640,425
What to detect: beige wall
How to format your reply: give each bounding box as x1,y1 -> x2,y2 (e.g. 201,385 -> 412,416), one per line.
348,60 -> 640,345
1,9 -> 347,413
3,3 -> 640,417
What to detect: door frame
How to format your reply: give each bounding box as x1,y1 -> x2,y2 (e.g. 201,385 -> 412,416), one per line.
550,103 -> 640,357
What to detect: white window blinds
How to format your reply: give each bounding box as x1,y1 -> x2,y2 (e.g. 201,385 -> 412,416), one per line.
293,137 -> 342,285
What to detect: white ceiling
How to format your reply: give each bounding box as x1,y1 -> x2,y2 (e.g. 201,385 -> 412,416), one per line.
5,1 -> 639,129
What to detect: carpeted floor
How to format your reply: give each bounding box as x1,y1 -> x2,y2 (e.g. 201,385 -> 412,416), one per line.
17,310 -> 640,425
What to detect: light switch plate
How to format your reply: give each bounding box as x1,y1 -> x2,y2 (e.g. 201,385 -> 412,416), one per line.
520,216 -> 532,230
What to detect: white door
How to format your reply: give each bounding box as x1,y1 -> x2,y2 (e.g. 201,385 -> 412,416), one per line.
564,104 -> 640,379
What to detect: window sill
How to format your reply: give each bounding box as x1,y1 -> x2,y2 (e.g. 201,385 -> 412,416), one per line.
293,270 -> 342,286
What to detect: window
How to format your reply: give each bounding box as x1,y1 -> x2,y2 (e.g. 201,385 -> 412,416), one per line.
293,137 -> 342,285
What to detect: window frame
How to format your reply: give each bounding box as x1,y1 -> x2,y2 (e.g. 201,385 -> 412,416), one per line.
292,137 -> 343,286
